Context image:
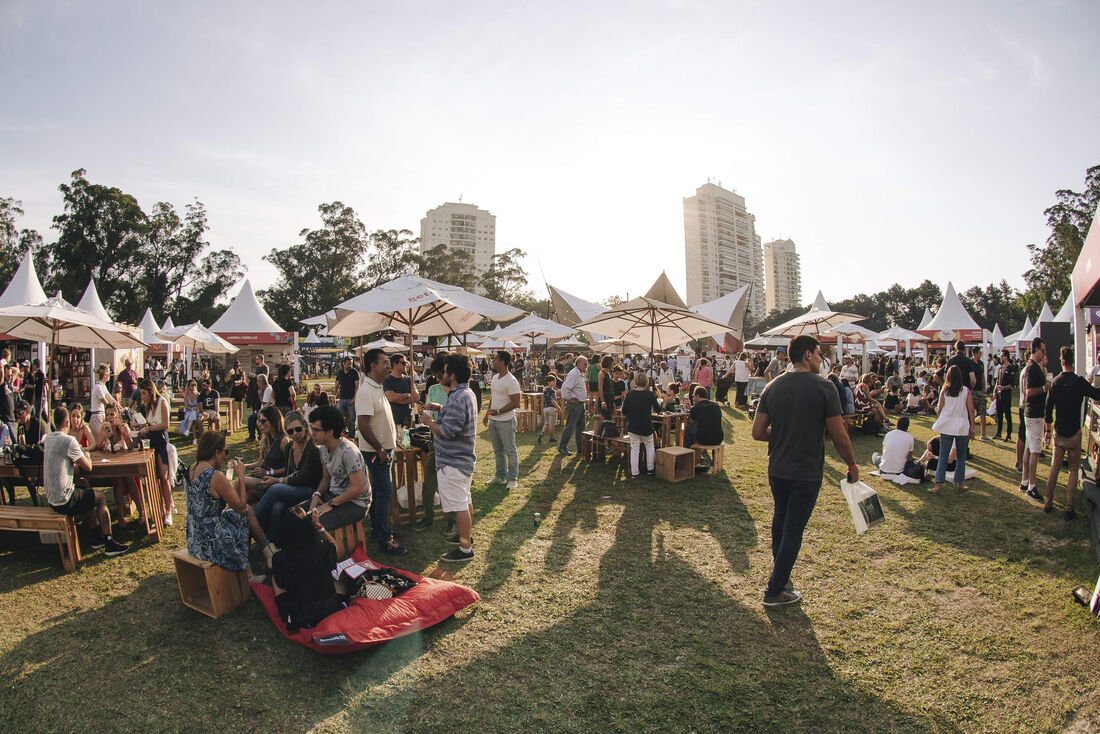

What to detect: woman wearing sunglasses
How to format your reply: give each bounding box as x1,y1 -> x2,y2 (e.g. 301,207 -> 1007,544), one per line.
239,405 -> 289,503
251,411 -> 323,550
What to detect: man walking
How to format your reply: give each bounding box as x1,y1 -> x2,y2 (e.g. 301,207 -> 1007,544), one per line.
752,335 -> 858,607
335,356 -> 360,432
355,348 -> 406,555
420,354 -> 478,563
1042,346 -> 1100,520
484,350 -> 521,489
558,355 -> 588,456
1022,338 -> 1048,502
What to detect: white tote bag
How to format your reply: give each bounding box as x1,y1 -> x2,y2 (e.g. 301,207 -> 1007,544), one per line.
841,479 -> 885,534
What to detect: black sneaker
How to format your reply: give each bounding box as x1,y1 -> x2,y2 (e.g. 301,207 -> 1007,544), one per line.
443,530 -> 473,546
88,530 -> 106,550
378,535 -> 408,555
1020,484 -> 1028,493
1026,487 -> 1043,502
412,518 -> 433,532
763,590 -> 802,607
104,538 -> 129,557
1065,509 -> 1077,521
558,447 -> 572,456
440,547 -> 474,563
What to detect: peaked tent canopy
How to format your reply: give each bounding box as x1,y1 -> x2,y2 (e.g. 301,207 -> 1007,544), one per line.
210,280 -> 288,344
644,272 -> 687,309
1053,295 -> 1074,323
810,291 -> 830,311
139,308 -> 174,351
991,324 -> 1006,352
163,316 -> 176,331
1004,315 -> 1034,346
917,307 -> 934,330
745,333 -> 791,348
919,282 -> 982,340
0,250 -> 48,308
76,279 -> 112,323
1022,302 -> 1055,342
691,285 -> 751,349
547,284 -> 608,327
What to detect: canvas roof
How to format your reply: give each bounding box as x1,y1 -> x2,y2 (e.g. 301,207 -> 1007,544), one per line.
644,272 -> 687,309
76,279 -> 112,323
548,284 -> 607,326
810,291 -> 830,311
923,282 -> 981,332
917,307 -> 934,330
0,250 -> 48,308
1053,295 -> 1073,323
210,279 -> 284,333
690,285 -> 750,342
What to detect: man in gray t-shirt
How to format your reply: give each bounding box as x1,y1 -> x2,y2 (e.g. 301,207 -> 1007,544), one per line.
307,405 -> 370,533
752,335 -> 856,608
45,406 -> 128,556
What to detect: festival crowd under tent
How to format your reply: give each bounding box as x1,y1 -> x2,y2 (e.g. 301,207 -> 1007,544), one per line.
0,250 -> 48,367
76,279 -> 145,395
210,280 -> 297,378
916,282 -> 983,348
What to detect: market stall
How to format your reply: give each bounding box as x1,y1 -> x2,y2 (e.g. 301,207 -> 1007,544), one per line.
209,280 -> 297,379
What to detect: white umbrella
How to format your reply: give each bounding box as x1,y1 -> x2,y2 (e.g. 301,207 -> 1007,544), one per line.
156,323 -> 239,354
744,333 -> 791,349
592,337 -> 646,354
763,304 -> 865,337
821,323 -> 879,340
876,326 -> 927,342
492,313 -> 578,352
356,338 -> 409,354
327,274 -> 523,338
0,295 -> 146,350
574,297 -> 732,353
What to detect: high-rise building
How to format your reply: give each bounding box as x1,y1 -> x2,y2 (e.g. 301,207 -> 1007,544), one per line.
764,238 -> 802,315
683,182 -> 765,319
419,202 -> 496,276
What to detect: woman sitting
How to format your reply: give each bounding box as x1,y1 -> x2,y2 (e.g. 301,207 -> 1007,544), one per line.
99,403 -> 145,526
67,402 -> 97,450
185,431 -> 266,580
242,406 -> 290,503
179,379 -> 200,437
271,505 -> 347,633
252,411 -> 323,548
136,378 -> 174,525
854,373 -> 890,429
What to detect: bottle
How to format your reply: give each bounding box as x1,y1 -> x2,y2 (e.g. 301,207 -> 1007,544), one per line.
533,512 -> 542,527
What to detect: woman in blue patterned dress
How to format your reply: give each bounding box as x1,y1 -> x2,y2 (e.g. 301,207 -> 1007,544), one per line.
186,431 -> 265,575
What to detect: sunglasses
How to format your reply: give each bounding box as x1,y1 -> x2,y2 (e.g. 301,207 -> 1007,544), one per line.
256,418 -> 269,425
288,425 -> 305,435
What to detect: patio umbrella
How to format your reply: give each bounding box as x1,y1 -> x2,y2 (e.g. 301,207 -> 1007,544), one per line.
763,304 -> 865,338
492,313 -> 578,352
592,337 -> 647,354
156,322 -> 239,379
574,297 -> 732,354
744,333 -> 790,349
357,338 -> 409,354
876,326 -> 927,343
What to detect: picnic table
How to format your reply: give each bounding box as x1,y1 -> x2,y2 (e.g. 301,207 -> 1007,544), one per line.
651,411 -> 690,448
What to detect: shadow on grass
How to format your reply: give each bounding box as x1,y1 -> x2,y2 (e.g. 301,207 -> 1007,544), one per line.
340,496 -> 956,732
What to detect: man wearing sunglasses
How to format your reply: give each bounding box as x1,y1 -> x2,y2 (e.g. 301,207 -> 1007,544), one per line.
307,405 -> 369,534
356,348 -> 407,555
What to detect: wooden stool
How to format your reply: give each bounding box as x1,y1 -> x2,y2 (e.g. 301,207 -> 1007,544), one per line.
605,436 -> 630,467
656,447 -> 695,482
691,443 -> 726,474
515,409 -> 536,432
581,431 -> 602,461
173,548 -> 251,618
331,519 -> 366,559
0,505 -> 81,571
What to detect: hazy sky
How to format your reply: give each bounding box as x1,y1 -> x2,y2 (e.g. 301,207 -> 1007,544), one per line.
2,1 -> 1098,314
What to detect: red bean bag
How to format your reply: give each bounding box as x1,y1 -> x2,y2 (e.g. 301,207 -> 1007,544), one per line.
251,544 -> 479,654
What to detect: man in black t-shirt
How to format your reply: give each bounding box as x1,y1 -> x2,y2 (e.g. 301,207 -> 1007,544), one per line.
1042,345 -> 1100,519
993,353 -> 1017,441
383,353 -> 418,426
686,386 -> 723,448
945,340 -> 974,392
335,356 -> 360,431
752,335 -> 857,608
197,378 -> 221,432
969,347 -> 989,442
1021,338 -> 1048,500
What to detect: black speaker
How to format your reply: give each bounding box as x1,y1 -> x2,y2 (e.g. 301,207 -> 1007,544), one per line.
1039,322 -> 1072,361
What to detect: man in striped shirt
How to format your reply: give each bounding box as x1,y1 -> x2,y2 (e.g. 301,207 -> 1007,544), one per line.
419,354 -> 478,563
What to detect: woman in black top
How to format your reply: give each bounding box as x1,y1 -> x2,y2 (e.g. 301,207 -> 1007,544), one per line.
621,373 -> 661,478
597,356 -> 615,420
272,364 -> 294,414
253,410 -> 324,546
242,406 -> 289,502
272,506 -> 346,632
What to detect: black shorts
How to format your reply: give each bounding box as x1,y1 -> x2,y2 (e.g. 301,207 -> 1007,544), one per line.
50,484 -> 95,516
588,381 -> 598,393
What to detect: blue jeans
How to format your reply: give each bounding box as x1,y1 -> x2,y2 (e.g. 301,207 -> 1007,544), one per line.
363,451 -> 392,541
487,416 -> 518,482
558,403 -> 586,452
338,399 -> 355,432
935,433 -> 968,484
254,483 -> 315,546
766,476 -> 822,597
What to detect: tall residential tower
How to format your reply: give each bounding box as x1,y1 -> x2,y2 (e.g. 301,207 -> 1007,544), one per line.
764,238 -> 802,315
683,182 -> 765,319
419,202 -> 496,275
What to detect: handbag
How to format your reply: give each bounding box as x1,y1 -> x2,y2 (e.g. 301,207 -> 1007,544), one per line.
841,479 -> 885,534
598,420 -> 620,439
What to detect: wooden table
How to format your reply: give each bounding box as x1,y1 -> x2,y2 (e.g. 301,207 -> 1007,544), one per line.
521,392 -> 546,426
651,411 -> 689,448
390,446 -> 427,528
0,449 -> 165,542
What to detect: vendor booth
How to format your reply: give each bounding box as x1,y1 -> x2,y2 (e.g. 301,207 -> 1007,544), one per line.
210,280 -> 297,378
916,282 -> 984,357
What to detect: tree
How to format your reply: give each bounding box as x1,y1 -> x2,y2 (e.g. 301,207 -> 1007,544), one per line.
172,249 -> 244,325
364,228 -> 419,290
0,197 -> 42,287
259,201 -> 371,332
1021,164 -> 1100,314
960,281 -> 1025,333
482,248 -> 534,307
417,243 -> 478,291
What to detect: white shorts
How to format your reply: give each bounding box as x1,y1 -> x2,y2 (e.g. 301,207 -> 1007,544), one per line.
542,407 -> 558,425
436,465 -> 473,513
1024,417 -> 1044,454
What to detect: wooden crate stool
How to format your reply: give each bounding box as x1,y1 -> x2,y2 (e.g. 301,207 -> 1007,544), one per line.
515,409 -> 537,432
173,548 -> 251,619
656,447 -> 695,483
0,505 -> 81,571
605,436 -> 630,467
331,519 -> 367,560
581,431 -> 603,461
691,443 -> 726,474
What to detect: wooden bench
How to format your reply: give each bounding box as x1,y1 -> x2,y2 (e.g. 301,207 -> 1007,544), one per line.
514,409 -> 537,433
172,548 -> 252,618
843,413 -> 864,433
691,443 -> 726,474
581,431 -> 602,461
330,519 -> 367,560
0,505 -> 81,571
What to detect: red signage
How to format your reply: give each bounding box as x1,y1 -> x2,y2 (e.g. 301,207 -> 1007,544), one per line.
219,332 -> 296,345
915,328 -> 984,343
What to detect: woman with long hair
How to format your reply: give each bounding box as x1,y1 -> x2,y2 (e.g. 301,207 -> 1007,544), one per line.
241,405 -> 289,502
67,402 -> 97,450
88,363 -> 119,439
99,402 -> 145,526
252,410 -> 323,548
931,364 -> 975,493
179,379 -> 200,437
136,377 -> 174,525
597,355 -> 615,421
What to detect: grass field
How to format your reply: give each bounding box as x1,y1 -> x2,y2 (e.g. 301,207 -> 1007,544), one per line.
2,398 -> 1100,733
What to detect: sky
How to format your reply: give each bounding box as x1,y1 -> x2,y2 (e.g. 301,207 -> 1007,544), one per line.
1,0 -> 1098,312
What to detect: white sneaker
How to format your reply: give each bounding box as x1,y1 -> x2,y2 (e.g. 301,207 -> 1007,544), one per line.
164,511 -> 173,527
506,480 -> 517,490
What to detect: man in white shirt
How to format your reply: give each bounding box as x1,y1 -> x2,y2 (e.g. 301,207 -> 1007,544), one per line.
355,348 -> 405,556
558,356 -> 588,456
484,350 -> 522,489
872,416 -> 922,480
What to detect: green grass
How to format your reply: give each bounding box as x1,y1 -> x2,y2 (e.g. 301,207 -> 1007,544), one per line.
2,396 -> 1100,733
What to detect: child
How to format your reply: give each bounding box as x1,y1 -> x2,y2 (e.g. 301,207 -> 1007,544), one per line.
538,376 -> 562,444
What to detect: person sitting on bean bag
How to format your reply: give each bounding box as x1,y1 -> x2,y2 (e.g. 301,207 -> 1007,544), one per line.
272,505 -> 347,633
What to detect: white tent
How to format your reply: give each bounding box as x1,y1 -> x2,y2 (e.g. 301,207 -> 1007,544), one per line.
690,284 -> 751,347
1053,295 -> 1074,323
76,279 -> 111,322
991,324 -> 1006,353
547,284 -> 608,326
163,315 -> 176,331
923,282 -> 982,333
810,291 -> 830,311
0,250 -> 48,308
1022,302 -> 1055,342
210,280 -> 284,333
78,278 -> 144,380
917,307 -> 934,330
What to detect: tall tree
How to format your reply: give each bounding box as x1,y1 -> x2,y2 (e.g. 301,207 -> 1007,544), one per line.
259,201 -> 371,332
364,228 -> 419,290
417,243 -> 478,290
482,248 -> 534,307
960,281 -> 1025,333
0,197 -> 43,287
1021,164 -> 1100,314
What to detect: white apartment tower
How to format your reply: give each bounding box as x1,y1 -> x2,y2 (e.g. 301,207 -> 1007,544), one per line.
419,202 -> 496,275
683,182 -> 765,319
764,238 -> 802,315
